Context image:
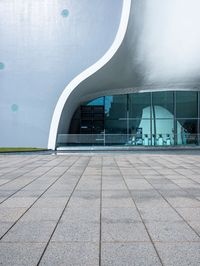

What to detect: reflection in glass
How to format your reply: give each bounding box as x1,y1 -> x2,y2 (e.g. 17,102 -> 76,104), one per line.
67,91 -> 200,147
105,95 -> 127,119
152,91 -> 173,118
87,97 -> 104,106
105,96 -> 113,114
105,120 -> 127,134
151,105 -> 175,145
128,93 -> 151,146
152,92 -> 175,145
176,91 -> 198,118
129,93 -> 151,119
177,119 -> 198,145
129,119 -> 151,146
152,119 -> 174,146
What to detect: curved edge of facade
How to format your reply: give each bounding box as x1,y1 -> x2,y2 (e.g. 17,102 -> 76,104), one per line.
47,0 -> 132,150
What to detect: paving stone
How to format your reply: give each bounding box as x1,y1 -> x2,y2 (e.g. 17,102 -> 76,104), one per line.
40,242 -> 99,266
163,174 -> 186,180
0,242 -> 45,266
33,197 -> 68,208
139,207 -> 182,222
145,221 -> 200,241
155,242 -> 200,266
20,207 -> 63,222
131,190 -> 170,208
139,169 -> 159,175
144,178 -> 173,185
61,207 -> 100,223
52,220 -> 99,242
0,207 -> 27,222
185,187 -> 200,196
102,221 -> 150,242
2,221 -> 56,242
130,189 -> 161,200
157,169 -> 177,175
125,179 -> 153,190
176,207 -> 200,221
42,188 -> 72,197
0,179 -> 10,185
102,182 -> 127,190
166,196 -> 200,208
68,190 -> 100,208
0,222 -> 13,238
1,197 -> 37,208
151,183 -> 180,190
123,174 -> 144,179
76,180 -> 101,190
14,189 -> 46,197
0,190 -> 17,198
101,242 -> 162,266
102,190 -> 133,208
102,207 -> 141,223
158,189 -> 187,197
1,153 -> 200,265
187,221 -> 200,235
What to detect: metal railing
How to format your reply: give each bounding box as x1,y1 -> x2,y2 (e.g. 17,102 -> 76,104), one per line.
57,133 -> 199,147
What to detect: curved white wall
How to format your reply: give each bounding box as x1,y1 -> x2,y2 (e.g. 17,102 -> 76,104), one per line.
0,0 -> 122,148
1,0 -> 200,148
51,0 -> 200,150
48,0 -> 132,149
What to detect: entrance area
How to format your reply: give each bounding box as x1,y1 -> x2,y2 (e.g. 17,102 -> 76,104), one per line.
57,91 -> 200,147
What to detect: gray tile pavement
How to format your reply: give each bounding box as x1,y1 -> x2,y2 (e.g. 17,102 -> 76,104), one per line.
0,153 -> 200,265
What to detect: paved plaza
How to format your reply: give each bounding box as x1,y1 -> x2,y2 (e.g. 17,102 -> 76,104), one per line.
0,152 -> 200,266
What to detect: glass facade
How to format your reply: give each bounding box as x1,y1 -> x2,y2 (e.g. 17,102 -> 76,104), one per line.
60,91 -> 200,146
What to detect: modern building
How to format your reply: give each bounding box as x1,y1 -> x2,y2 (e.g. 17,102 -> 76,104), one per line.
1,0 -> 200,149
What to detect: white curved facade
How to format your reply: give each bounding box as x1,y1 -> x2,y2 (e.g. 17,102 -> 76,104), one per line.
1,0 -> 200,149
48,0 -> 131,149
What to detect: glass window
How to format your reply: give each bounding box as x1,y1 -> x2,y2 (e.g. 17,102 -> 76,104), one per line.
105,95 -> 127,119
129,119 -> 150,136
105,96 -> 113,114
128,119 -> 151,146
69,119 -> 80,134
176,91 -> 198,118
86,97 -> 104,106
105,119 -> 127,134
152,91 -> 174,118
67,90 -> 200,147
105,134 -> 128,146
129,92 -> 151,119
177,119 -> 198,145
152,119 -> 174,146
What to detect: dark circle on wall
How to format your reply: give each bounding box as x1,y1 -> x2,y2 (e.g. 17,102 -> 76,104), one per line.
61,9 -> 69,17
0,62 -> 5,70
11,104 -> 19,112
